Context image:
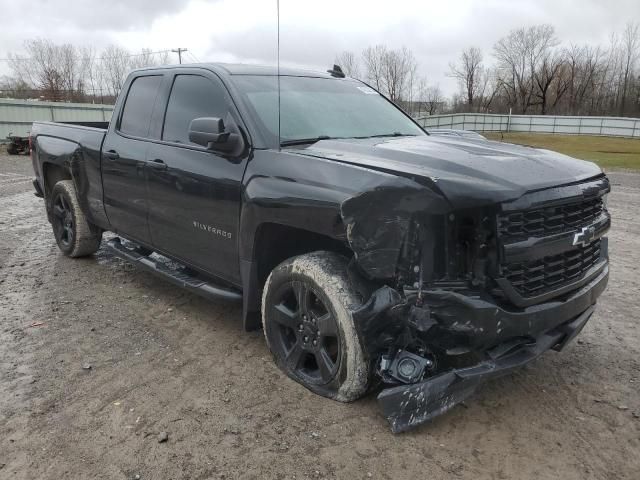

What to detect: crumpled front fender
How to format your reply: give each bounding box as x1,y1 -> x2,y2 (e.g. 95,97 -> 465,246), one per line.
340,181 -> 449,280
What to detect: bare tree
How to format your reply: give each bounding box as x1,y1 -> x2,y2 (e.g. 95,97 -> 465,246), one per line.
79,46 -> 104,103
478,68 -> 501,112
619,22 -> 640,115
449,47 -> 484,110
362,45 -> 386,91
381,46 -> 416,103
59,44 -> 80,99
424,85 -> 444,115
532,52 -> 567,114
494,25 -> 559,113
3,41 -> 176,104
9,39 -> 65,100
562,44 -> 605,114
334,51 -> 360,78
129,48 -> 160,69
362,45 -> 417,104
411,77 -> 444,117
101,45 -> 131,98
6,39 -> 99,101
414,77 -> 429,117
0,76 -> 31,99
157,50 -> 170,65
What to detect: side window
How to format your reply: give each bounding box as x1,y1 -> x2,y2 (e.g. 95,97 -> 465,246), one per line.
162,75 -> 228,145
119,75 -> 162,138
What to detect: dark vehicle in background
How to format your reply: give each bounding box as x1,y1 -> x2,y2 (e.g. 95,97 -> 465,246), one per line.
6,133 -> 30,155
29,63 -> 610,432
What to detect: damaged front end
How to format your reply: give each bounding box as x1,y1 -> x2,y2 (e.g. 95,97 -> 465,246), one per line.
340,176 -> 610,433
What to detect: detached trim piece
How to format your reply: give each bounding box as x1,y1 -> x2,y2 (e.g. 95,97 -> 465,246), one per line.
32,178 -> 44,198
106,238 -> 242,303
378,305 -> 595,433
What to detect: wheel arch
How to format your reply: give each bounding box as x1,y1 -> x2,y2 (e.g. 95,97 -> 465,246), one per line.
42,162 -> 73,221
240,221 -> 353,331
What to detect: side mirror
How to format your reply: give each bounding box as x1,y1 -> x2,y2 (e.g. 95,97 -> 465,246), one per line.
188,117 -> 239,153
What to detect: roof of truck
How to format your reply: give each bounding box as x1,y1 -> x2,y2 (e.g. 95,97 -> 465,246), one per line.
132,62 -> 341,79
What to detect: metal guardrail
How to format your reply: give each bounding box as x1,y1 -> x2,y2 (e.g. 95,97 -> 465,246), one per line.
0,98 -> 113,141
416,113 -> 640,138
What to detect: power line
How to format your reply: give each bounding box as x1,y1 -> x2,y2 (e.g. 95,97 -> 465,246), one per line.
0,48 -> 175,63
171,48 -> 188,64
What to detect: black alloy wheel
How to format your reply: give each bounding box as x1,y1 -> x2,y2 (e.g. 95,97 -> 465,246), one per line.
52,192 -> 74,248
270,280 -> 341,385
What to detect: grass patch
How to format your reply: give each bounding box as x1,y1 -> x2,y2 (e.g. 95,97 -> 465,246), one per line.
484,132 -> 640,170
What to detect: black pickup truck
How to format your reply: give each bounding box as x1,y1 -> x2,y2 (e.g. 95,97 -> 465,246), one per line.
30,63 -> 610,432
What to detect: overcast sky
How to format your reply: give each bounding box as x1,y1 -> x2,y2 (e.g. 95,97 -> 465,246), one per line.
1,0 -> 638,95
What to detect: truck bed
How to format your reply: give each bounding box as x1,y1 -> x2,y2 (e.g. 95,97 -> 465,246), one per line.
31,120 -> 109,230
32,121 -> 108,141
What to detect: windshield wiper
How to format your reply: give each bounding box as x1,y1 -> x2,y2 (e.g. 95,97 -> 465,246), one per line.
354,132 -> 418,139
280,133 -> 416,147
280,135 -> 333,147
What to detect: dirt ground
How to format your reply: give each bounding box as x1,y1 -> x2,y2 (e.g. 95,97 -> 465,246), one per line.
1,149 -> 638,480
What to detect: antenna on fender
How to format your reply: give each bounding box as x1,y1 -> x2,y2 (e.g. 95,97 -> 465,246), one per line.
277,0 -> 281,151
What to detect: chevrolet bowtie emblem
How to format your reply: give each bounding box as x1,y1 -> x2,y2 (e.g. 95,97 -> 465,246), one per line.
573,225 -> 597,247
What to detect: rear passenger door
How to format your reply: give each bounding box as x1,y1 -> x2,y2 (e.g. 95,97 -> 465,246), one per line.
102,74 -> 164,244
145,71 -> 248,284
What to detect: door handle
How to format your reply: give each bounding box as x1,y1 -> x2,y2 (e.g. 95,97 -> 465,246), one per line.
104,150 -> 119,160
147,159 -> 168,170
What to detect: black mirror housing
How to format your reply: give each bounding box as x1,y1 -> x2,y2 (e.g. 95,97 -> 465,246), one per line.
188,117 -> 231,149
188,116 -> 243,155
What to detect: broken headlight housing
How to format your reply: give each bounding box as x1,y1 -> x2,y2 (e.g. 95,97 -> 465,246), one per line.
379,349 -> 435,384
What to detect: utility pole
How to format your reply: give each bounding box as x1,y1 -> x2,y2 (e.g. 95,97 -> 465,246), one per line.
172,48 -> 188,64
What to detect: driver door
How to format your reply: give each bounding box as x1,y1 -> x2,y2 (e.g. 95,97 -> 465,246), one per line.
145,71 -> 248,284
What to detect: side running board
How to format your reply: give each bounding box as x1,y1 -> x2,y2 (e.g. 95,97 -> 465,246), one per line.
106,238 -> 242,303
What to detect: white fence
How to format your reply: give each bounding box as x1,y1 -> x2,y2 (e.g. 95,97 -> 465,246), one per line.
416,113 -> 640,138
0,98 -> 113,141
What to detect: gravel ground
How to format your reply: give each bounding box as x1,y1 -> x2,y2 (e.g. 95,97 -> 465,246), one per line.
1,149 -> 639,480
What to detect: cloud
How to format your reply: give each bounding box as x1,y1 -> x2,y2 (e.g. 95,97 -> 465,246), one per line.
1,0 -> 638,95
11,0 -> 188,30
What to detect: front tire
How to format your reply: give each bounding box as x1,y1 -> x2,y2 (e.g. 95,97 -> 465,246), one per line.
50,180 -> 102,257
262,251 -> 370,402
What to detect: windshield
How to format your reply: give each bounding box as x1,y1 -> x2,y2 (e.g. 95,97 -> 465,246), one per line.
233,75 -> 425,147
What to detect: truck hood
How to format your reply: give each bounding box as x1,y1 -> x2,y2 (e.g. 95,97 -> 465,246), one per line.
298,135 -> 603,209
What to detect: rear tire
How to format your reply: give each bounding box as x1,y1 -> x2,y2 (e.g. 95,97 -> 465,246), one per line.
6,142 -> 18,155
50,180 -> 102,257
262,251 -> 371,402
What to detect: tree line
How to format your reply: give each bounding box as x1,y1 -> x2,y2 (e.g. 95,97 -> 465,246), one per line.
335,47 -> 444,118
336,22 -> 639,117
0,39 -> 174,103
447,23 -> 640,117
2,22 -> 639,118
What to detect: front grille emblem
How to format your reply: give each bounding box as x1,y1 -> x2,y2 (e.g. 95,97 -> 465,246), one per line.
573,225 -> 597,247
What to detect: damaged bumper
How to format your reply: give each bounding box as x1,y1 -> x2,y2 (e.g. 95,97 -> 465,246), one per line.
371,265 -> 608,433
378,305 -> 594,433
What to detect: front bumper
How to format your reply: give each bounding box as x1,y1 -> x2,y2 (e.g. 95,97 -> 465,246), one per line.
378,305 -> 594,433
372,263 -> 608,433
